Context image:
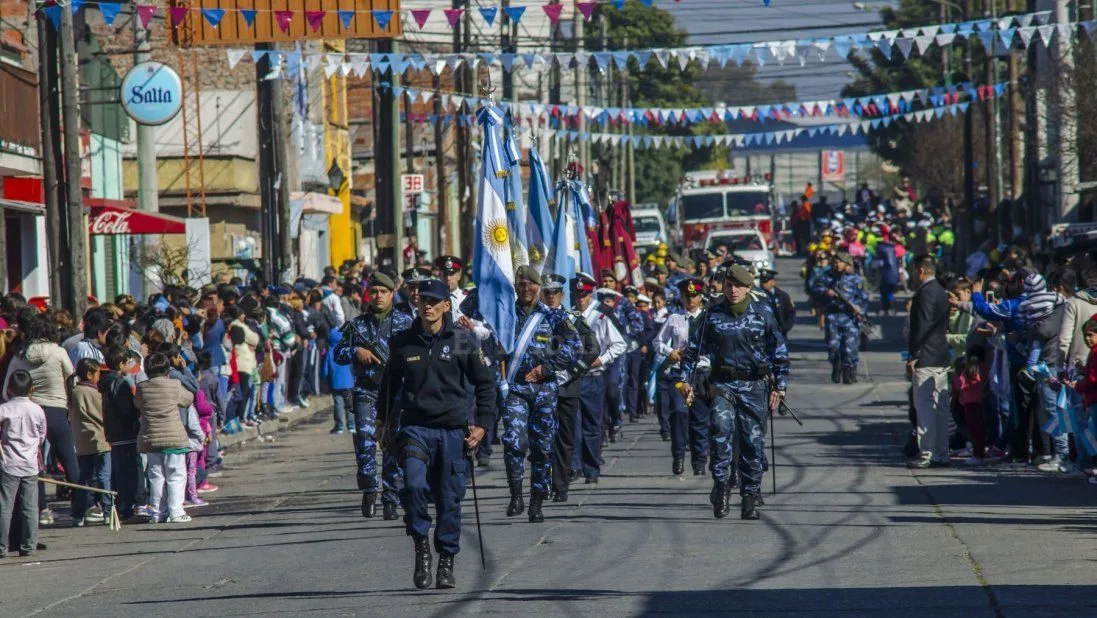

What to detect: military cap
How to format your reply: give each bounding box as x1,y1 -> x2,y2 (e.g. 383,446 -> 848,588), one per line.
269,285 -> 292,297
653,264 -> 669,276
725,264 -> 754,287
542,274 -> 567,291
759,268 -> 778,283
571,273 -> 597,295
515,265 -> 542,285
369,272 -> 396,291
643,276 -> 660,288
418,279 -> 450,301
636,294 -> 652,305
835,251 -> 855,266
597,287 -> 622,300
623,285 -> 639,296
402,266 -> 432,283
677,277 -> 705,296
434,255 -> 464,272
600,268 -> 617,281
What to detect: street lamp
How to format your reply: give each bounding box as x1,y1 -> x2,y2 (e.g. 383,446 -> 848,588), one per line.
327,161 -> 346,193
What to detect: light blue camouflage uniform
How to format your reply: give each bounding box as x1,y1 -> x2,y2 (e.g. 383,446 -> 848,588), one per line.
810,268 -> 869,370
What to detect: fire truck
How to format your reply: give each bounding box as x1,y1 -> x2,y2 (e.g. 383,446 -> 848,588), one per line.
668,171 -> 776,251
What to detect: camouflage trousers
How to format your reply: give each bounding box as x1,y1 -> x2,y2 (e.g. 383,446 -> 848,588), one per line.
502,382 -> 559,496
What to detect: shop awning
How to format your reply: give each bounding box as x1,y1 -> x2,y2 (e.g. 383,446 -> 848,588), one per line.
0,197 -> 46,215
87,200 -> 186,235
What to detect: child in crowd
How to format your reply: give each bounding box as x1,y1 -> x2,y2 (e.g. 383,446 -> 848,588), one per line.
159,343 -> 207,510
195,351 -> 224,477
135,353 -> 193,524
322,323 -> 354,434
68,358 -> 111,526
954,346 -> 988,465
1068,317 -> 1097,485
100,346 -> 142,521
0,370 -> 47,556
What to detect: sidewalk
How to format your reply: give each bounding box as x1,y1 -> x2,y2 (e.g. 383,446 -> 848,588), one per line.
217,396 -> 335,450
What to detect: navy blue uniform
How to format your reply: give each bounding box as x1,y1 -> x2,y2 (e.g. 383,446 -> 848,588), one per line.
810,269 -> 868,370
380,316 -> 498,556
687,298 -> 789,496
333,308 -> 413,500
501,303 -> 580,496
616,299 -> 645,425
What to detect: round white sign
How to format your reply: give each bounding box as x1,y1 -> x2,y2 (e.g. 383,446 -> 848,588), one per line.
121,61 -> 182,126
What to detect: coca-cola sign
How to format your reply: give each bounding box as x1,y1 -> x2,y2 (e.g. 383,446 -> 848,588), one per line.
90,210 -> 134,235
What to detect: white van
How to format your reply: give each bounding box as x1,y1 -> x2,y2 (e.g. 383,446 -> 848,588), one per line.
632,206 -> 667,256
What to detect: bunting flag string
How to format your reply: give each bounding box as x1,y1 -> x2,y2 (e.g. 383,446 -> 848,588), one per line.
40,4 -> 1076,76
374,80 -> 999,128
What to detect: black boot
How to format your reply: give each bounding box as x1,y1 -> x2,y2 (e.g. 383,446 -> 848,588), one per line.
756,494 -> 765,506
506,481 -> 525,517
846,367 -> 858,383
361,492 -> 377,518
528,492 -> 545,523
552,486 -> 568,502
383,502 -> 399,521
672,457 -> 684,476
831,363 -> 841,384
413,535 -> 433,589
710,481 -> 731,519
741,494 -> 761,520
436,553 -> 455,589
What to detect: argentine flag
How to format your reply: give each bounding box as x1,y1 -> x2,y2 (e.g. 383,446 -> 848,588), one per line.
502,112 -> 529,269
473,104 -> 517,354
526,140 -> 555,274
545,182 -> 580,307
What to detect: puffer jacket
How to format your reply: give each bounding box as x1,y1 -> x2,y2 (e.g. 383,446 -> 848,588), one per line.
3,342 -> 74,408
135,376 -> 193,452
69,381 -> 110,455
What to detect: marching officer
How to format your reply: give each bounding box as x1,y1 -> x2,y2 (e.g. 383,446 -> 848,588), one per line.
332,272 -> 413,520
680,265 -> 789,521
379,279 -> 498,590
434,255 -> 468,318
571,274 -> 627,484
596,287 -> 633,443
541,274 -> 599,502
501,266 -> 580,523
810,251 -> 868,384
760,268 -> 797,337
397,265 -> 432,317
653,277 -> 711,476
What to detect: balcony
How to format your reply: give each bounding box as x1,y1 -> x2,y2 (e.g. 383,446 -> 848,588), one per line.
0,62 -> 40,176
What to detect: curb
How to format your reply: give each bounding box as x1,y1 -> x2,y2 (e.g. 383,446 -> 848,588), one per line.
217,397 -> 334,450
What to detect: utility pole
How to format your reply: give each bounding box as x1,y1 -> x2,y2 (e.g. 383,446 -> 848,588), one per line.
133,8 -> 158,295
452,0 -> 471,260
256,44 -> 277,284
59,4 -> 87,316
374,39 -> 400,271
548,0 -> 562,179
984,0 -> 999,220
37,15 -> 63,304
960,0 -> 975,264
273,60 -> 291,281
501,0 -> 515,103
575,5 -> 589,176
623,36 -> 635,204
433,73 -> 449,255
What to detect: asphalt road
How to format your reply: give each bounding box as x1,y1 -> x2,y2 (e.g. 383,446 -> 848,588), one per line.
3,259 -> 1095,617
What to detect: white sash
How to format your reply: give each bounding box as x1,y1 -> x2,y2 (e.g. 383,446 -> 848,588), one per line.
505,312 -> 547,386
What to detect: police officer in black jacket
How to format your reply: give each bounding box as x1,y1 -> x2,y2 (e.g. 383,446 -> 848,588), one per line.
379,279 -> 498,590
760,268 -> 796,337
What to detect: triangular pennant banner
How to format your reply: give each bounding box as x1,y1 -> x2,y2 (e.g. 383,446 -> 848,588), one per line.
202,8 -> 225,28
42,4 -> 62,30
373,9 -> 393,30
913,35 -> 934,54
239,8 -> 257,28
479,7 -> 497,27
504,6 -> 526,24
274,10 -> 294,33
444,8 -> 463,28
227,49 -> 247,69
543,4 -> 564,26
168,6 -> 188,26
611,0 -> 625,10
577,2 -> 597,21
895,37 -> 914,59
305,10 -> 325,32
338,10 -> 354,29
98,2 -> 121,26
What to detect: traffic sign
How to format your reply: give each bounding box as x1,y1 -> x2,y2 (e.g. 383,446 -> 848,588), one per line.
402,174 -> 425,195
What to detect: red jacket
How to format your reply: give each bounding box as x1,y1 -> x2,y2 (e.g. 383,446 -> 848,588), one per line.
1073,347 -> 1097,406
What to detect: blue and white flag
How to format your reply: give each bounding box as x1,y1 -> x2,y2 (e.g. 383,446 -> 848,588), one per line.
502,112 -> 529,269
526,142 -> 555,274
563,181 -> 594,275
545,184 -> 581,307
473,104 -> 517,354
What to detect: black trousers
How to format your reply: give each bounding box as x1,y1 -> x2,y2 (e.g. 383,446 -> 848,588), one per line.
39,406 -> 80,512
552,394 -> 580,493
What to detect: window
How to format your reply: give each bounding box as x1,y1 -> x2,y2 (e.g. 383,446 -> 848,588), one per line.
708,233 -> 764,253
680,193 -> 724,221
727,192 -> 770,217
633,216 -> 662,234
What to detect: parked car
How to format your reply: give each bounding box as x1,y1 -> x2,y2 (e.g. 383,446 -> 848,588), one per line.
632,206 -> 668,256
705,228 -> 774,272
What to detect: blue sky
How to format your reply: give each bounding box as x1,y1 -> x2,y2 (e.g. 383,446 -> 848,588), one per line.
666,0 -> 892,101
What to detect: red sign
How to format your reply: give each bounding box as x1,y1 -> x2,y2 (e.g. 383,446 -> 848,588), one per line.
821,150 -> 845,183
80,130 -> 92,190
87,202 -> 186,235
402,173 -> 424,194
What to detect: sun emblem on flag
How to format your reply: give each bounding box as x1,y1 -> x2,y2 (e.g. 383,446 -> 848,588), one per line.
529,245 -> 543,264
483,219 -> 509,251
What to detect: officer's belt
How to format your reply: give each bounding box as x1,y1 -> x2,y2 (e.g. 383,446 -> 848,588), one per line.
712,366 -> 769,382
